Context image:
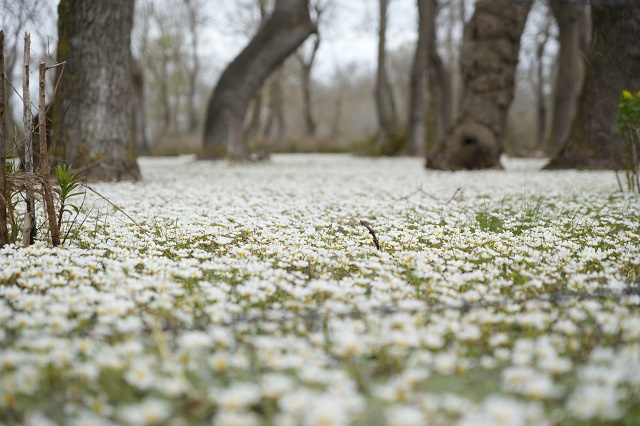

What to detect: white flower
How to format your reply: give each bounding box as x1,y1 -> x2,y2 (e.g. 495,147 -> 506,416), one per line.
385,405 -> 425,426
119,398 -> 171,425
567,385 -> 622,420
217,383 -> 262,410
124,360 -> 156,390
303,394 -> 350,426
213,410 -> 260,426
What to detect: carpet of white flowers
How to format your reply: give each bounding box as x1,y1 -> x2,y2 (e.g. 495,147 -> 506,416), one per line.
1,154 -> 639,425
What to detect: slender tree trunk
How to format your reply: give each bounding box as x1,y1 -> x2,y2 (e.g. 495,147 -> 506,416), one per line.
244,90 -> 264,143
297,34 -> 320,139
52,0 -> 140,181
132,59 -> 150,155
406,0 -> 430,156
0,31 -> 8,248
428,38 -> 452,149
261,69 -> 286,143
426,0 -> 531,170
534,19 -> 552,151
546,6 -> 640,170
201,0 -> 315,160
184,0 -> 200,133
375,0 -> 399,154
547,4 -> 588,153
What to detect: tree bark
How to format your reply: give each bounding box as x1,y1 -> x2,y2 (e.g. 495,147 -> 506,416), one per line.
426,0 -> 531,170
201,0 -> 315,160
546,6 -> 640,170
52,0 -> 140,181
546,4 -> 588,154
375,0 -> 399,154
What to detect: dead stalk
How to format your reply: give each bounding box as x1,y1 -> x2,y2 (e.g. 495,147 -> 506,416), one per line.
22,32 -> 35,246
39,61 -> 59,246
0,31 -> 8,247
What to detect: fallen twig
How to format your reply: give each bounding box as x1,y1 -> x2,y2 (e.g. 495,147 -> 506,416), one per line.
360,220 -> 380,250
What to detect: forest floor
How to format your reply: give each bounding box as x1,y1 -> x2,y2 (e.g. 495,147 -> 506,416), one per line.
1,154 -> 639,425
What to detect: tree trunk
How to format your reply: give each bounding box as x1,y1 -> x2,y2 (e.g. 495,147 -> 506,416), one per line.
261,69 -> 286,143
547,4 -> 588,154
546,6 -> 640,170
406,0 -> 430,156
184,0 -> 201,133
132,59 -> 150,155
201,0 -> 315,160
534,18 -> 552,151
426,0 -> 531,170
52,0 -> 140,181
428,38 -> 452,150
296,34 -> 320,139
375,0 -> 399,154
244,90 -> 264,143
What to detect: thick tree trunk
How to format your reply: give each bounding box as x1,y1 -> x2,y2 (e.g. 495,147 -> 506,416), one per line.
547,4 -> 588,153
426,0 -> 531,170
546,6 -> 640,170
201,0 -> 315,160
52,0 -> 140,181
375,0 -> 399,154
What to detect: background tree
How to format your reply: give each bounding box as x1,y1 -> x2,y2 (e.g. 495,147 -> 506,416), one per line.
425,0 -> 452,153
406,0 -> 431,156
201,0 -> 316,160
529,7 -> 553,151
0,0 -> 52,149
546,6 -> 640,170
51,0 -> 140,181
295,32 -> 321,139
375,0 -> 400,154
427,0 -> 532,170
547,3 -> 589,154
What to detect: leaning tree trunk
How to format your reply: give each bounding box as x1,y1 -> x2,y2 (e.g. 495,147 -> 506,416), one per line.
51,0 -> 140,181
545,6 -> 640,170
201,0 -> 315,161
547,4 -> 588,153
426,0 -> 531,170
375,0 -> 399,154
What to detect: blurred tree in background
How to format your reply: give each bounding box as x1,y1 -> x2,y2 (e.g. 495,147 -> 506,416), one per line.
2,0 -> 640,176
